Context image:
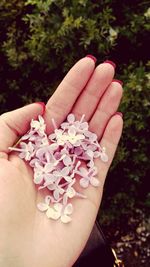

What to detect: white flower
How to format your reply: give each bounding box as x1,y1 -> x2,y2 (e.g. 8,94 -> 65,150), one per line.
49,129 -> 66,145
61,114 -> 75,130
35,144 -> 58,163
53,166 -> 72,182
46,203 -> 73,223
100,147 -> 108,162
31,115 -> 46,136
34,162 -> 56,184
37,195 -> 53,214
20,141 -> 35,161
67,127 -> 85,146
45,177 -> 65,200
65,179 -> 76,197
77,167 -> 99,188
9,141 -> 35,161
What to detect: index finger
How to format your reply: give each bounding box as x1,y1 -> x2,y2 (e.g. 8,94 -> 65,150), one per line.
44,56 -> 96,132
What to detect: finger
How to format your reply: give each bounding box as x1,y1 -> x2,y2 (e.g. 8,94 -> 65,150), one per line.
72,62 -> 115,120
89,80 -> 123,139
96,113 -> 123,192
0,103 -> 45,158
44,57 -> 96,132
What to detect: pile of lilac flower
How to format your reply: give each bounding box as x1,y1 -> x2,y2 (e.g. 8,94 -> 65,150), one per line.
9,114 -> 108,223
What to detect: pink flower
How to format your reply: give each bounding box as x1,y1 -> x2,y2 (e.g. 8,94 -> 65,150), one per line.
9,113 -> 108,224
77,166 -> 99,188
34,162 -> 56,184
46,177 -> 65,200
9,141 -> 35,161
46,202 -> 73,223
31,115 -> 46,136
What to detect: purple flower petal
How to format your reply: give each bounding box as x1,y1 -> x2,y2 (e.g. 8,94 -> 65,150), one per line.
37,203 -> 49,211
87,144 -> 97,151
64,203 -> 73,215
80,178 -> 89,188
79,167 -> 88,176
53,189 -> 60,200
63,176 -> 72,182
61,122 -> 69,130
45,195 -> 52,205
94,151 -> 101,158
84,130 -> 92,138
74,147 -> 83,155
29,158 -> 40,168
46,208 -> 60,220
61,214 -> 72,223
90,177 -> 100,187
47,184 -> 55,190
63,194 -> 68,205
100,153 -> 108,162
66,187 -> 76,198
49,133 -> 56,141
80,122 -> 88,130
61,166 -> 70,176
89,133 -> 97,142
44,173 -> 57,183
44,163 -> 54,172
63,155 -> 72,166
54,203 -> 63,212
68,126 -> 76,136
67,113 -> 75,123
86,149 -> 94,158
34,174 -> 43,184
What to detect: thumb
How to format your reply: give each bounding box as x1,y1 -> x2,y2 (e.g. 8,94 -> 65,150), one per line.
0,102 -> 45,159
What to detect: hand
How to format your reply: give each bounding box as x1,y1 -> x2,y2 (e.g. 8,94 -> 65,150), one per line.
0,57 -> 123,267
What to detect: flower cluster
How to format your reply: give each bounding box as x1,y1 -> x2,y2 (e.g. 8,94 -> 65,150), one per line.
9,114 -> 108,223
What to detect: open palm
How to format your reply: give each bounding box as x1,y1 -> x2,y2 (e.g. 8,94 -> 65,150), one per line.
0,57 -> 123,267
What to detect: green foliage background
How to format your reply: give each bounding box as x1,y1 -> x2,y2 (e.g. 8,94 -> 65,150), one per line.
0,0 -> 149,225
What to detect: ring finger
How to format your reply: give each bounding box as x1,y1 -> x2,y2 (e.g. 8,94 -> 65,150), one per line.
89,80 -> 123,140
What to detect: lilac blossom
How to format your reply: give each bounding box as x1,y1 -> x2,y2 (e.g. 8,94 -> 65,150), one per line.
46,202 -> 73,223
46,177 -> 65,200
21,115 -> 46,141
37,195 -> 52,212
9,141 -> 35,161
33,162 -> 57,184
100,147 -> 109,162
53,166 -> 72,181
35,143 -> 59,163
8,113 -> 108,223
63,179 -> 86,205
76,166 -> 99,188
67,127 -> 85,146
31,115 -> 46,136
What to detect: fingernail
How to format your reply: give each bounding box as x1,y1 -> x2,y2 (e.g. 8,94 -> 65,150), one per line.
115,112 -> 123,118
104,60 -> 116,69
112,79 -> 123,86
36,102 -> 46,114
86,55 -> 97,63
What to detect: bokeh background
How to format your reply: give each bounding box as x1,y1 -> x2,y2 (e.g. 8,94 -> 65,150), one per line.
0,1 -> 149,266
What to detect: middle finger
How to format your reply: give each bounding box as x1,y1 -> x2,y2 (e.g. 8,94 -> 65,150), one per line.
72,62 -> 115,121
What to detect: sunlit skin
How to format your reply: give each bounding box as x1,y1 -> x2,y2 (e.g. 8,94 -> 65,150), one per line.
0,57 -> 123,267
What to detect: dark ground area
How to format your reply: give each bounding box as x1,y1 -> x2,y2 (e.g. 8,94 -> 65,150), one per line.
103,209 -> 150,266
